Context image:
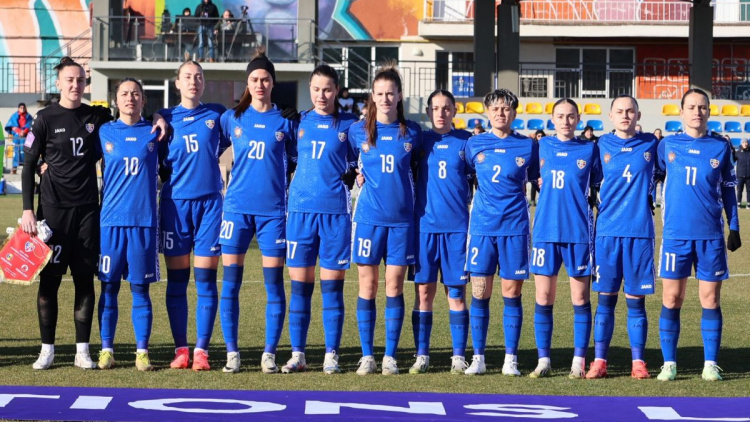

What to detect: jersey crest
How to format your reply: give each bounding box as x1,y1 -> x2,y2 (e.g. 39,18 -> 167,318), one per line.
476,152 -> 486,164
404,142 -> 412,152
644,151 -> 651,162
234,126 -> 242,138
338,132 -> 347,142
459,150 -> 465,160
275,131 -> 285,142
515,157 -> 525,167
147,142 -> 155,152
604,153 -> 611,164
85,123 -> 95,133
362,142 -> 370,153
668,151 -> 676,162
205,119 -> 215,129
105,142 -> 114,154
577,159 -> 587,169
540,158 -> 545,168
710,158 -> 719,168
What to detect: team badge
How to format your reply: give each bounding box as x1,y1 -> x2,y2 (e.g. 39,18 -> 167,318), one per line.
206,120 -> 215,129
338,132 -> 347,142
24,133 -> 35,148
362,142 -> 370,153
577,159 -> 586,169
668,152 -> 676,163
710,158 -> 719,169
604,153 -> 611,164
24,242 -> 34,253
85,123 -> 95,133
5,253 -> 12,261
105,142 -> 114,154
459,150 -> 465,160
644,152 -> 651,162
275,132 -> 285,142
476,152 -> 486,164
404,142 -> 412,152
234,126 -> 242,138
298,129 -> 304,139
515,157 -> 525,167
147,142 -> 155,152
540,158 -> 545,168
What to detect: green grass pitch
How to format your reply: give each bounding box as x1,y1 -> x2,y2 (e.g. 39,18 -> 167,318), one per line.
0,195 -> 748,396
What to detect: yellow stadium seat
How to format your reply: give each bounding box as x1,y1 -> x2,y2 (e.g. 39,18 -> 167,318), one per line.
721,104 -> 739,116
741,105 -> 750,116
516,103 -> 523,114
583,103 -> 601,115
662,104 -> 680,116
91,100 -> 110,108
455,102 -> 465,114
545,102 -> 554,114
465,101 -> 485,114
525,102 -> 543,114
710,104 -> 719,116
453,117 -> 467,130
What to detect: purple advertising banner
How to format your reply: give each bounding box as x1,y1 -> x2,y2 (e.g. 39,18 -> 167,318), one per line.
0,385 -> 749,422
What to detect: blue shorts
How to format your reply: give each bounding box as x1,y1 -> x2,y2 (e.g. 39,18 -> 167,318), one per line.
99,226 -> 159,284
160,193 -> 222,257
412,232 -> 469,286
530,242 -> 591,277
351,222 -> 415,266
593,236 -> 655,295
286,212 -> 351,270
659,238 -> 729,282
219,212 -> 286,257
467,234 -> 530,280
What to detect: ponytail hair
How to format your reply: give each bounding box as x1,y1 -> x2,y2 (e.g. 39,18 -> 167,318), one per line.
365,61 -> 407,147
552,97 -> 580,115
234,46 -> 273,118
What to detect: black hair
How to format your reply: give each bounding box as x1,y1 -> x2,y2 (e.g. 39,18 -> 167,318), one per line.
681,88 -> 710,108
534,130 -> 546,138
427,89 -> 456,108
54,56 -> 84,77
234,47 -> 273,118
113,78 -> 145,119
483,89 -> 519,110
18,102 -> 26,108
309,63 -> 341,122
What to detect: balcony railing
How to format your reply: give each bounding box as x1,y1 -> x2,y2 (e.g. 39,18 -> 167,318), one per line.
0,60 -> 41,94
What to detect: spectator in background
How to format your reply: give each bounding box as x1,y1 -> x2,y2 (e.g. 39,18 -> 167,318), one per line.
581,125 -> 598,143
737,139 -> 750,208
653,128 -> 664,141
195,0 -> 219,62
215,10 -> 235,35
472,123 -> 485,135
175,8 -> 197,61
5,102 -> 33,174
338,87 -> 354,113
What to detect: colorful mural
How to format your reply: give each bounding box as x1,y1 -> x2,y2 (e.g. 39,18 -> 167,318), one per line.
318,0 -> 424,41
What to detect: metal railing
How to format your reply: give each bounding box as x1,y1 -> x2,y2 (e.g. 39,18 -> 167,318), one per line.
0,60 -> 41,94
40,27 -> 92,99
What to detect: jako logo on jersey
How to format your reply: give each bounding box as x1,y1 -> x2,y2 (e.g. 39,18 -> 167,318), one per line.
54,128 -> 66,133
577,159 -> 587,169
516,157 -> 526,167
183,117 -> 195,122
381,136 -> 393,141
105,142 -> 114,154
515,269 -> 526,275
85,123 -> 95,133
406,255 -> 414,260
710,158 -> 720,169
641,284 -> 653,289
362,143 -> 370,153
621,147 -> 633,152
317,124 -> 329,129
644,152 -> 651,162
234,127 -> 242,138
715,270 -> 725,276
147,142 -> 155,152
437,144 -> 449,149
337,259 -> 349,265
604,153 -> 611,164
275,238 -> 286,244
404,143 -> 412,152
495,149 -> 506,153
145,273 -> 155,278
476,152 -> 486,164
210,246 -> 220,252
254,124 -> 266,129
275,132 -> 285,142
206,119 -> 215,129
557,152 -> 568,157
24,242 -> 34,253
577,265 -> 587,270
125,137 -> 137,142
338,132 -> 347,142
689,149 -> 700,154
668,152 -> 676,162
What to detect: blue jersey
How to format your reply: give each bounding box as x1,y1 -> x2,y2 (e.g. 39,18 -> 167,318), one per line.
349,120 -> 422,227
415,129 -> 472,233
595,132 -> 658,238
288,110 -> 358,214
99,119 -> 162,228
219,105 -> 296,217
534,136 -> 600,243
158,103 -> 229,199
466,131 -> 539,236
658,133 -> 739,240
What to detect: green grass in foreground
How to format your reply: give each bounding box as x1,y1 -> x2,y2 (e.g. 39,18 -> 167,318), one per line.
0,195 -> 748,397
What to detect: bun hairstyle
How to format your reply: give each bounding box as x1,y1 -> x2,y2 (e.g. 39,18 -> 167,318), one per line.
234,46 -> 275,118
54,56 -> 84,77
365,61 -> 406,147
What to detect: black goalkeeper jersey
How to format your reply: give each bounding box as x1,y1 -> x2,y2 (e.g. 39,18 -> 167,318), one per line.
23,103 -> 112,210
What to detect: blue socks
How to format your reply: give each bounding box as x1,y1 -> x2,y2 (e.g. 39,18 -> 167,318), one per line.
593,294 -> 618,360
165,268 -> 190,349
289,280 -> 314,353
219,265 -> 243,353
534,303 -> 553,358
194,267 -> 218,350
626,297 -> 647,361
470,298 -> 490,355
412,310 -> 433,356
573,302 -> 592,358
357,297 -> 376,356
659,305 -> 681,362
130,283 -> 153,350
384,295 -> 405,358
263,267 -> 286,354
449,310 -> 469,357
503,296 -> 523,356
701,307 -> 722,362
98,281 -> 121,350
321,279 -> 345,353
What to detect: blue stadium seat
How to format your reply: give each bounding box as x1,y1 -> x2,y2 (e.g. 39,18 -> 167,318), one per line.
576,121 -> 585,130
665,121 -> 682,132
746,122 -> 750,133
587,119 -> 604,131
707,121 -> 722,133
511,119 -> 525,131
731,138 -> 742,148
725,121 -> 742,133
546,119 -> 555,130
527,119 -> 545,131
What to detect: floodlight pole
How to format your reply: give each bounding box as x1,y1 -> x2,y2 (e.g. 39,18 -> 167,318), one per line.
688,0 -> 714,94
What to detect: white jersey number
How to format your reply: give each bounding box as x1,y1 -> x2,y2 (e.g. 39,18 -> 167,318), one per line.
184,134 -> 199,153
247,141 -> 265,160
123,157 -> 140,176
311,141 -> 326,159
70,137 -> 84,157
550,170 -> 565,189
685,166 -> 697,186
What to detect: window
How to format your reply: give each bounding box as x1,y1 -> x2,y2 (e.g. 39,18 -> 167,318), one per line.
554,47 -> 634,98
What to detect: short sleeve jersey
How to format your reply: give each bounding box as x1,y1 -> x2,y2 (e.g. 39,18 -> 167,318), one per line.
349,120 -> 423,227
533,136 -> 600,244
99,119 -> 162,228
288,110 -> 358,214
658,133 -> 739,240
219,105 -> 296,217
595,132 -> 658,238
159,103 -> 229,199
465,131 -> 540,236
415,129 -> 473,233
24,103 -> 112,208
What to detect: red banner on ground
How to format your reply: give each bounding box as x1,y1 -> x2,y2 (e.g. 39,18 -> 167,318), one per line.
0,226 -> 52,285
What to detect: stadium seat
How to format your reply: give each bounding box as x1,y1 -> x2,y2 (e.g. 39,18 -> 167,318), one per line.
516,104 -> 523,114
546,119 -> 555,130
731,138 -> 742,148
545,102 -> 555,114
583,103 -> 601,115
469,118 -> 484,128
576,121 -> 585,130
525,102 -> 543,114
662,104 -> 680,116
465,101 -> 484,114
665,121 -> 682,132
710,104 -> 719,116
511,119 -> 525,130
741,105 -> 750,117
453,117 -> 467,129
721,104 -> 740,116
91,100 -> 110,108
707,121 -> 722,133
745,122 -> 750,132
725,121 -> 742,133
527,119 -> 545,130
455,102 -> 465,114
587,120 -> 604,131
